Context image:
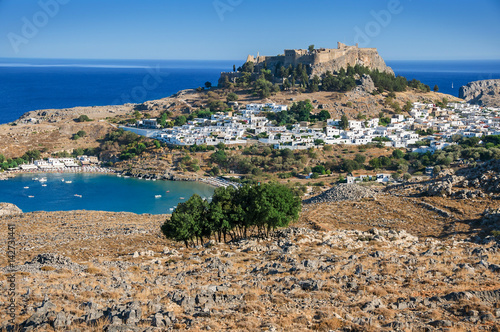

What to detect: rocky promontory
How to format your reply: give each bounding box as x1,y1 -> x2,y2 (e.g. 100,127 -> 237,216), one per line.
459,79 -> 500,107
0,203 -> 22,216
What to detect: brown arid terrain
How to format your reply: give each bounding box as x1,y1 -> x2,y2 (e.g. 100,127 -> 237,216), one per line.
0,167 -> 499,331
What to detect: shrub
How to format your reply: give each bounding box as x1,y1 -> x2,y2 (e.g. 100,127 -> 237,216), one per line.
75,114 -> 92,122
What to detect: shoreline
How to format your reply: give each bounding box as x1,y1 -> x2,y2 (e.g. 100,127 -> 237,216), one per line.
0,166 -> 115,180
1,168 -> 240,189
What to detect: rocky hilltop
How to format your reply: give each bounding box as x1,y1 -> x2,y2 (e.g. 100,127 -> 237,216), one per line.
241,42 -> 393,79
459,79 -> 500,107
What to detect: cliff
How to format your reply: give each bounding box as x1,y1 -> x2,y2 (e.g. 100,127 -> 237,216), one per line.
309,45 -> 394,77
459,79 -> 500,108
242,42 -> 394,78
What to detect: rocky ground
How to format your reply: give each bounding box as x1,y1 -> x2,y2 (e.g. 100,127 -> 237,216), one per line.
0,177 -> 499,331
459,79 -> 500,108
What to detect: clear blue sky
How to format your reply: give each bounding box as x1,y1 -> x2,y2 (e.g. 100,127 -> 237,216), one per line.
0,0 -> 499,61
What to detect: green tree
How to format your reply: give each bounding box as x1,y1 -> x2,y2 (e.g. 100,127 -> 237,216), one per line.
308,44 -> 314,53
392,149 -> 405,159
241,61 -> 254,73
22,150 -> 41,162
433,84 -> 439,92
210,149 -> 228,165
339,114 -> 349,130
161,194 -> 209,247
227,92 -> 239,102
403,101 -> 412,112
75,114 -> 92,122
174,116 -> 187,126
205,81 -> 212,89
354,153 -> 366,165
262,183 -> 301,233
316,110 -> 331,121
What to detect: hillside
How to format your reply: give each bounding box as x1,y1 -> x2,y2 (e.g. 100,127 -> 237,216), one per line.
0,87 -> 460,160
0,175 -> 499,331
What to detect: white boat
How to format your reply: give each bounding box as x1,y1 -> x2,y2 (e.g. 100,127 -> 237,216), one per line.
169,208 -> 174,211
32,177 -> 39,181
74,194 -> 82,198
41,184 -> 47,187
124,176 -> 130,178
152,179 -> 156,181
61,179 -> 65,182
180,197 -> 185,200
117,174 -> 122,177
65,181 -> 72,184
155,195 -> 162,198
24,186 -> 29,189
28,195 -> 34,198
39,177 -> 47,182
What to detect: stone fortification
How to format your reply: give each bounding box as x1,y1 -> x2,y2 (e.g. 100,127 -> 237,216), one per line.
247,42 -> 394,77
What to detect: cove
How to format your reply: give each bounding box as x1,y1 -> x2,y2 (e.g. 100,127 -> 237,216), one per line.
0,173 -> 215,214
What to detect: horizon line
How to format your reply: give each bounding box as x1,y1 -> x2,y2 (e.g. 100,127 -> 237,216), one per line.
1,57 -> 500,62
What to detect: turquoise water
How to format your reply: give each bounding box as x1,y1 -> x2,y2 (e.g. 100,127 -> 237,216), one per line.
0,173 -> 215,214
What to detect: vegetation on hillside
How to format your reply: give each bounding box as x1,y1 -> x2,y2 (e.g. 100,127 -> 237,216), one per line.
161,182 -> 301,247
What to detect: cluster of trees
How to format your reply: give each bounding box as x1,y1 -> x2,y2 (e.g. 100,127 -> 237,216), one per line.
234,61 -> 430,95
209,145 -> 313,176
72,130 -> 86,140
366,135 -> 500,176
178,154 -> 200,172
161,183 -> 301,246
266,100 -> 330,126
0,150 -> 41,171
100,128 -> 149,160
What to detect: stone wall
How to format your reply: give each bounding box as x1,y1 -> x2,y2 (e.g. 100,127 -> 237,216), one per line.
246,43 -> 394,78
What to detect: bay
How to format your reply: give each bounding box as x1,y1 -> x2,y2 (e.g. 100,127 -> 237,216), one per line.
0,173 -> 215,214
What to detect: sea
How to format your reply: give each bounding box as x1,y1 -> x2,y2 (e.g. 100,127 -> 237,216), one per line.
1,58 -> 500,213
1,58 -> 500,124
0,173 -> 215,214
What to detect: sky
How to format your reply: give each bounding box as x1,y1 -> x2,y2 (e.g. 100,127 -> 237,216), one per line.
0,0 -> 499,61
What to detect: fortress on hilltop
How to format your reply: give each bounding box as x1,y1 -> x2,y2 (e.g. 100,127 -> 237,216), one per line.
248,42 -> 393,77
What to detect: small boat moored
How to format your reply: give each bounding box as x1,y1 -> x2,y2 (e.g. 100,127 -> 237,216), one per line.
155,195 -> 162,198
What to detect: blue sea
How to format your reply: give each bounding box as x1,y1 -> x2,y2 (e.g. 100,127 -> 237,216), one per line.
0,173 -> 215,214
386,60 -> 500,97
0,58 -> 237,124
1,58 -> 500,124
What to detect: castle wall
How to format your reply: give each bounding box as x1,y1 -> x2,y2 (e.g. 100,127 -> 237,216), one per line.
242,43 -> 393,80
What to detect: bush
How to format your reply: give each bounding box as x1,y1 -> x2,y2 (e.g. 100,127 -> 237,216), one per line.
75,114 -> 92,122
227,92 -> 239,102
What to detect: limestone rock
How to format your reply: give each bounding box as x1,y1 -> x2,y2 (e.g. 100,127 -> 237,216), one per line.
0,202 -> 22,216
459,79 -> 500,107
